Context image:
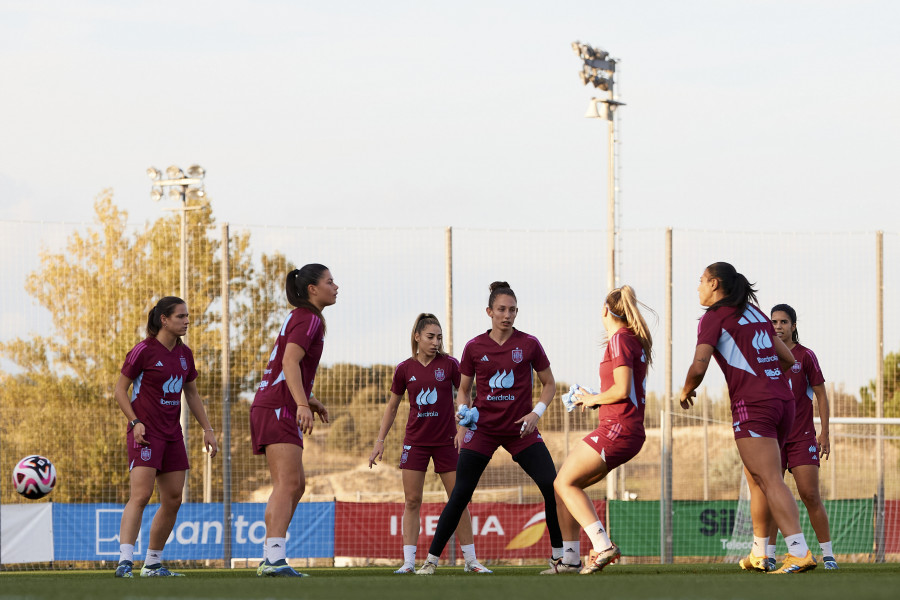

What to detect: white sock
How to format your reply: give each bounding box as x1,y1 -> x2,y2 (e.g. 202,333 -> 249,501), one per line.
403,545 -> 416,566
145,548 -> 163,566
551,546 -> 563,560
266,537 -> 287,563
119,543 -> 134,563
766,544 -> 777,560
426,552 -> 440,565
820,541 -> 833,557
752,536 -> 768,557
784,533 -> 809,558
563,541 -> 580,565
584,520 -> 612,552
262,542 -> 267,561
460,544 -> 476,563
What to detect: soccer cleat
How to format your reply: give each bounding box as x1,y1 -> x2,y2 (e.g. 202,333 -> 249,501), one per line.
258,559 -> 308,577
416,561 -> 437,575
114,560 -> 133,578
579,543 -> 620,574
739,552 -> 770,572
823,556 -> 839,570
464,560 -> 492,573
766,558 -> 776,572
394,564 -> 415,574
540,556 -> 583,574
140,564 -> 184,577
769,550 -> 817,574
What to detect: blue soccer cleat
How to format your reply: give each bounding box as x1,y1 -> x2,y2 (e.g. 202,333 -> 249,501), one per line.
140,564 -> 184,577
114,560 -> 133,578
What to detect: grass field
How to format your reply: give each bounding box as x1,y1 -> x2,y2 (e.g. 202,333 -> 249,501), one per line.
2,564 -> 899,600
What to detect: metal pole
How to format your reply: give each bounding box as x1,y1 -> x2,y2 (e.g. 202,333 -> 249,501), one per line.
875,230 -> 885,562
180,196 -> 190,503
702,389 -> 709,501
662,227 -> 673,562
827,381 -> 836,500
605,103 -> 618,502
445,227 -> 453,357
221,223 -> 233,566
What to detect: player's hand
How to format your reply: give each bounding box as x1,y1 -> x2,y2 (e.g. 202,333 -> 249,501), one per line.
309,396 -> 329,423
818,431 -> 830,460
515,412 -> 540,437
454,426 -> 466,452
368,441 -> 384,468
574,390 -> 599,411
679,389 -> 696,409
132,422 -> 147,446
297,404 -> 315,434
203,429 -> 218,458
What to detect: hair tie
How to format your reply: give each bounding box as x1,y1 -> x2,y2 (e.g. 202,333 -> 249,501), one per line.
608,307 -> 623,319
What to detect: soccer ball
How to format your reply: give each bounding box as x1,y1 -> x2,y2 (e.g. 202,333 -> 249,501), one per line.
12,455 -> 57,500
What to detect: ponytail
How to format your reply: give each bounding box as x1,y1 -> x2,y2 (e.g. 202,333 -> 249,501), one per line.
285,263 -> 329,333
705,262 -> 758,315
410,313 -> 444,357
146,296 -> 185,341
606,285 -> 655,366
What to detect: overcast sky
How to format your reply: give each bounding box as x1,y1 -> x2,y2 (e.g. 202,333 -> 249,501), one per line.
1,0 -> 897,233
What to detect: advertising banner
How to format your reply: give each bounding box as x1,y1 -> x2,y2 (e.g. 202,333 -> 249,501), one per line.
335,501 -> 606,560
0,503 -> 54,564
52,502 -> 334,561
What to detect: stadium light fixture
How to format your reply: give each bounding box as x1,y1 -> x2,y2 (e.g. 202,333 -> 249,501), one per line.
147,163 -> 207,503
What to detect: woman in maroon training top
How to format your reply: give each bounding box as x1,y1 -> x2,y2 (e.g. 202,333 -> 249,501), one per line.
679,262 -> 815,574
765,303 -> 837,569
251,264 -> 336,577
554,286 -> 654,575
368,313 -> 487,574
114,296 -> 218,578
416,281 -> 563,575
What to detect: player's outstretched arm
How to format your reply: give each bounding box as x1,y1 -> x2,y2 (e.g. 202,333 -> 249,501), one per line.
679,344 -> 713,409
369,392 -> 402,468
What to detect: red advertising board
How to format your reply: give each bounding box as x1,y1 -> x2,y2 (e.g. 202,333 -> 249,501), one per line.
334,501 -> 605,560
886,500 -> 900,554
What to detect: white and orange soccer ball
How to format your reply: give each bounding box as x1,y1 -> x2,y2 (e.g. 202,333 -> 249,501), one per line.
12,455 -> 57,500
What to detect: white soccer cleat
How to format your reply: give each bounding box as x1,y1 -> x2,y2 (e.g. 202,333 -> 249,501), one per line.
464,559 -> 492,573
416,561 -> 437,575
540,556 -> 583,574
394,564 -> 415,574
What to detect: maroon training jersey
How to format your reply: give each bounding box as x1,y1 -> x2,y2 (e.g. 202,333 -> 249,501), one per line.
459,328 -> 551,437
696,303 -> 792,405
252,307 -> 325,410
391,354 -> 461,447
597,327 -> 648,436
785,343 -> 825,443
121,337 -> 198,442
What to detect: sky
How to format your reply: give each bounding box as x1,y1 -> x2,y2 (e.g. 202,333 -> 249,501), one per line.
1,0 -> 898,233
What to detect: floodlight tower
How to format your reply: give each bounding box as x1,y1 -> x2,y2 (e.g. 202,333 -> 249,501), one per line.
572,41 -> 624,292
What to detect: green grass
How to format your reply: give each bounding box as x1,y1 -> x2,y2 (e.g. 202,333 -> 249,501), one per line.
2,564 -> 899,600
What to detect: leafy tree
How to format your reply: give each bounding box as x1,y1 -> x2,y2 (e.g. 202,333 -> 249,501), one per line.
860,350 -> 900,417
0,191 -> 276,503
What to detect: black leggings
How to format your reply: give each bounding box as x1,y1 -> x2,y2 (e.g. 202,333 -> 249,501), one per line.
427,444 -> 563,557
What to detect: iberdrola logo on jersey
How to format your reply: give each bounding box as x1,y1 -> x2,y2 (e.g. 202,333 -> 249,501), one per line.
505,511 -> 547,550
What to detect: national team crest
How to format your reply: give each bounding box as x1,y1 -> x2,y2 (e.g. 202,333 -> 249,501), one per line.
464,429 -> 475,443
180,357 -> 188,370
511,348 -> 523,363
791,362 -> 802,373
400,445 -> 411,464
434,368 -> 445,382
140,447 -> 151,461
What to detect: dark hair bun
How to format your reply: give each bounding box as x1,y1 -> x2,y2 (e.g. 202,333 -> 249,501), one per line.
489,281 -> 511,293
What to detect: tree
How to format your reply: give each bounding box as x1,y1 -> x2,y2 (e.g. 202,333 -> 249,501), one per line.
0,191 -> 277,503
860,351 -> 900,417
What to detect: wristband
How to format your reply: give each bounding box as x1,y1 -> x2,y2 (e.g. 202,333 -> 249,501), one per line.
532,402 -> 547,418
129,418 -> 141,429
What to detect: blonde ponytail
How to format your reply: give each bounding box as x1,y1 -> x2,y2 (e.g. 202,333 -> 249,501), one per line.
606,285 -> 655,366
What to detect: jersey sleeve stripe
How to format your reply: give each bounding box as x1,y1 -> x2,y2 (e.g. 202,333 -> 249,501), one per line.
125,341 -> 147,366
306,314 -> 322,337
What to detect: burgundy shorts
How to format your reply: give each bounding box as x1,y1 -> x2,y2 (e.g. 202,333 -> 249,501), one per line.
782,436 -> 820,470
582,424 -> 645,471
250,405 -> 304,455
399,444 -> 459,472
731,397 -> 793,446
127,431 -> 189,473
459,428 -> 543,459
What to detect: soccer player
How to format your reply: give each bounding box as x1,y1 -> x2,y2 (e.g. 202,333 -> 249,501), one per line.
764,304 -> 837,569
416,281 -> 563,575
553,286 -> 654,574
114,296 -> 218,578
250,264 -> 336,577
678,263 -> 817,574
368,313 -> 488,574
